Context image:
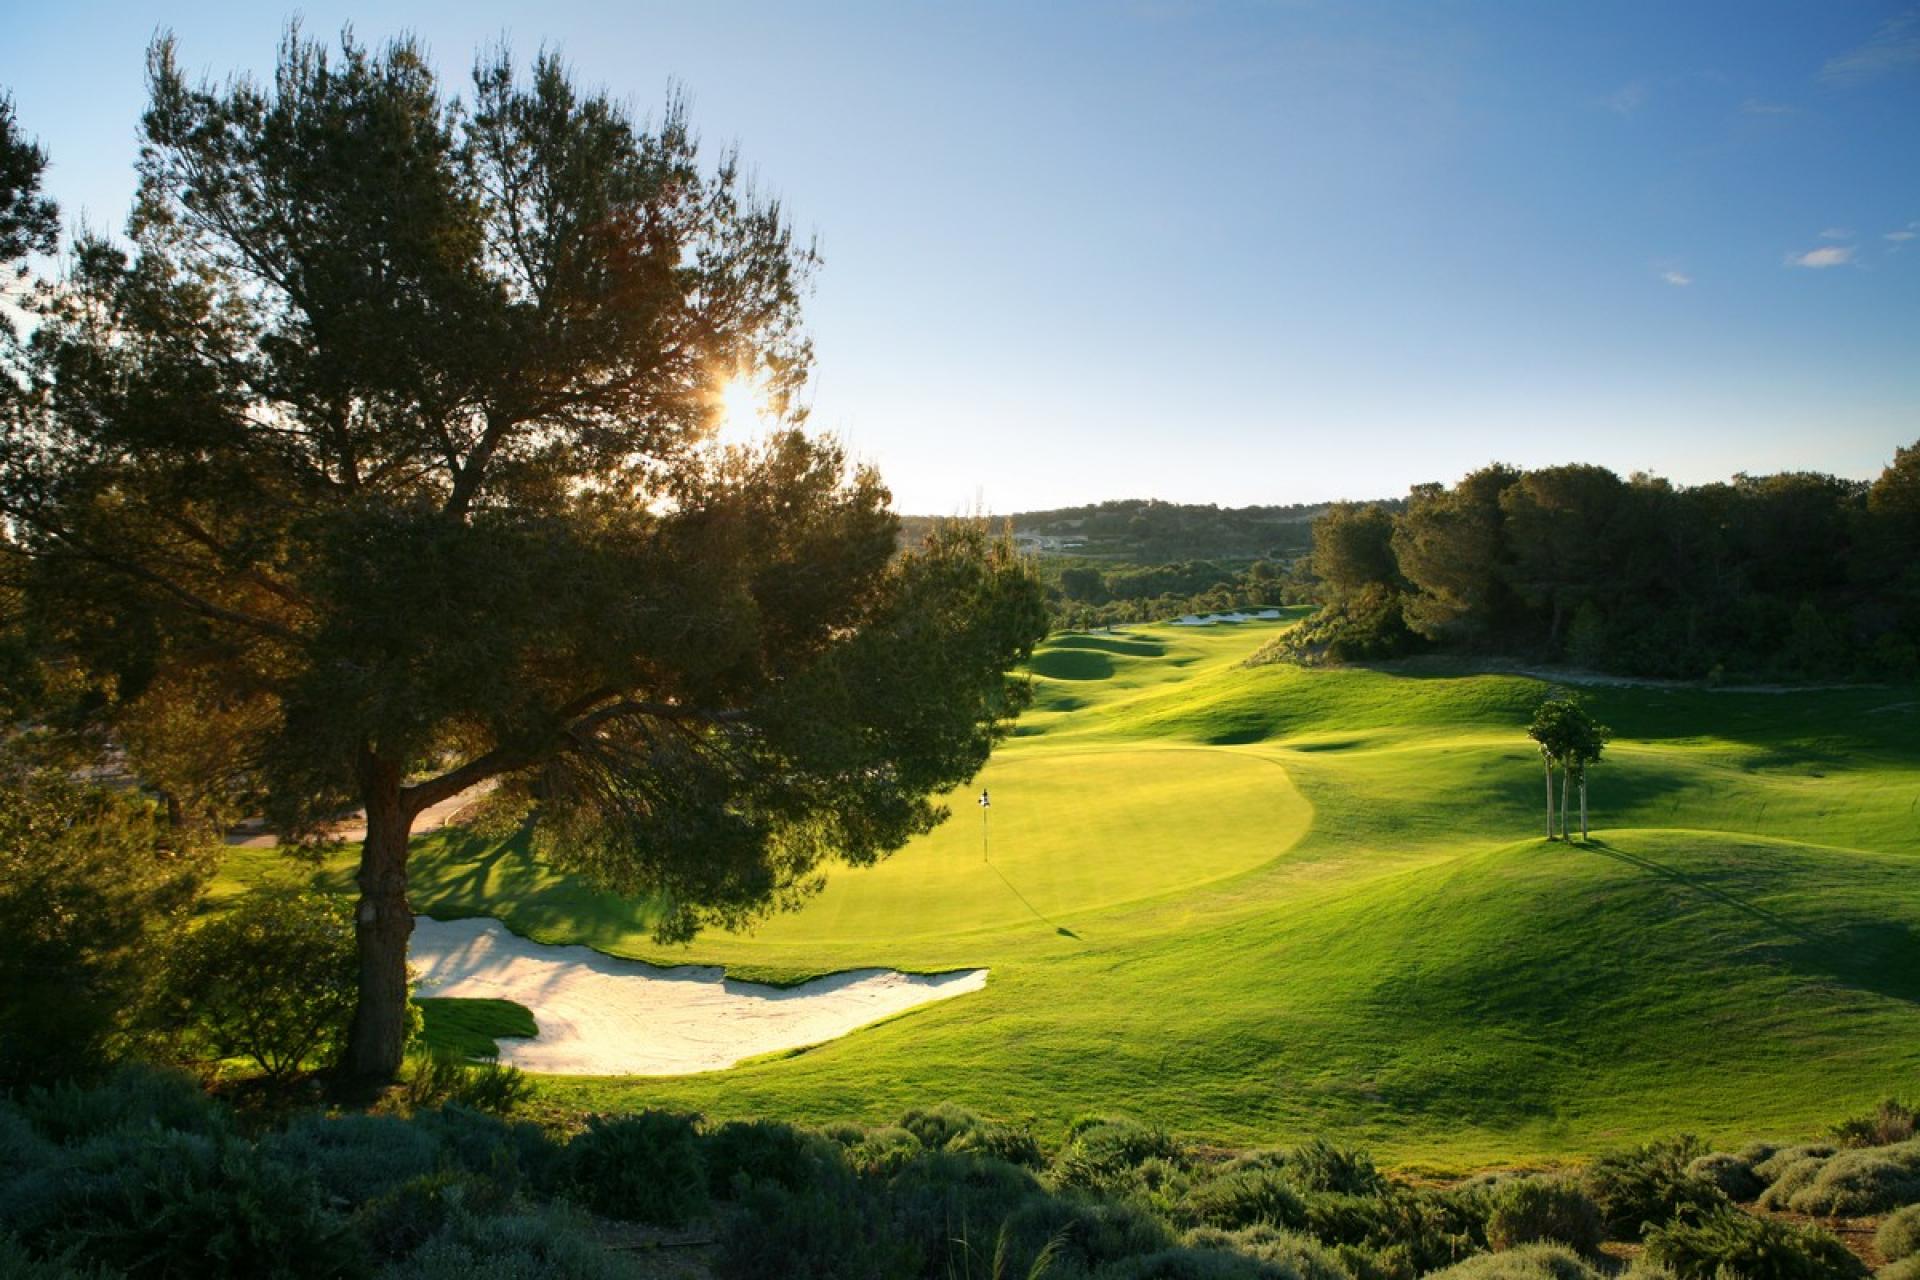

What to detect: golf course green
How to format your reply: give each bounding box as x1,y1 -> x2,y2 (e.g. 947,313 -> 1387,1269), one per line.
226,612 -> 1920,1170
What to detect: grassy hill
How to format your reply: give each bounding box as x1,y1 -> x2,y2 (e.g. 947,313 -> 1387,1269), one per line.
225,612 -> 1920,1170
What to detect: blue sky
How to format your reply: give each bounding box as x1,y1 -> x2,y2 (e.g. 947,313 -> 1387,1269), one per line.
4,1 -> 1916,513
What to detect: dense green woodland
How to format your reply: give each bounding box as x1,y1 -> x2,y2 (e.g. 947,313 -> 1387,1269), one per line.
1288,450 -> 1920,680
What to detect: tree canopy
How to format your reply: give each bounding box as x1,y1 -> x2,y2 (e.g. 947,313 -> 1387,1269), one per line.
1,32 -> 1049,1083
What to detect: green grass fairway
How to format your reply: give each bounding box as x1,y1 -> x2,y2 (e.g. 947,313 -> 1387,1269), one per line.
415,997 -> 539,1060
222,613 -> 1920,1168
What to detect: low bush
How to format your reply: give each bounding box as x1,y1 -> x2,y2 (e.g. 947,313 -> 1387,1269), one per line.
1763,1139 -> 1920,1215
1641,1205 -> 1868,1278
1182,1169 -> 1309,1232
1883,1260 -> 1920,1280
1879,1201 -> 1920,1262
1682,1152 -> 1762,1202
258,1111 -> 443,1208
378,1202 -> 631,1280
564,1110 -> 706,1226
1185,1225 -> 1351,1280
409,1103 -> 563,1195
1000,1194 -> 1177,1275
899,1102 -> 984,1151
1283,1140 -> 1386,1197
1423,1244 -> 1603,1279
1751,1144 -> 1833,1185
953,1121 -> 1047,1170
714,1176 -> 922,1280
18,1064 -> 223,1144
1093,1244 -> 1304,1279
5,1126 -> 364,1278
1483,1179 -> 1602,1255
849,1125 -> 927,1177
1053,1118 -> 1186,1193
1580,1136 -> 1725,1240
703,1118 -> 838,1198
1830,1098 -> 1917,1149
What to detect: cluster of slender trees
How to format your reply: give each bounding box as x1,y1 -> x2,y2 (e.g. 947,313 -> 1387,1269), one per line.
1527,696 -> 1609,842
1306,454 -> 1920,679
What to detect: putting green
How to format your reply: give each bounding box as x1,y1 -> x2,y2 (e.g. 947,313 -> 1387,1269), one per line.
742,747 -> 1311,945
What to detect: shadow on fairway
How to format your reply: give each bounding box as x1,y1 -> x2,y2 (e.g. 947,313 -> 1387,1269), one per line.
1581,839 -> 1816,941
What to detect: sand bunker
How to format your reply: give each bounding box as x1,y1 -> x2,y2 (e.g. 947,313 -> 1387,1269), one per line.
409,916 -> 987,1075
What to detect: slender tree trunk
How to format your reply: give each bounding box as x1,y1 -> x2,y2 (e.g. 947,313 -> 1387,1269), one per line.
341,751 -> 417,1088
1543,756 -> 1555,839
1580,771 -> 1589,841
1559,765 -> 1570,841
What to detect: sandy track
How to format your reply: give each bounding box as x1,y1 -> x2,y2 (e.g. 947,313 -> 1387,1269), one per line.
408,916 -> 988,1076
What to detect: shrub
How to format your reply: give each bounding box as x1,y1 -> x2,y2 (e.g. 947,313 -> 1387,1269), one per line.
1830,1098 -> 1917,1149
409,1103 -> 563,1195
1297,1188 -> 1484,1276
1092,1244 -> 1295,1279
702,1118 -> 840,1199
999,1195 -> 1176,1275
1751,1144 -> 1833,1185
899,1102 -> 985,1150
1053,1118 -> 1185,1193
953,1122 -> 1047,1170
445,1060 -> 532,1115
357,1169 -> 513,1263
165,888 -> 359,1081
1682,1153 -> 1762,1202
849,1125 -> 927,1177
1422,1244 -> 1603,1279
0,1231 -> 120,1279
1764,1138 -> 1920,1215
1580,1136 -> 1725,1240
378,1203 -> 630,1280
0,753 -> 208,1090
565,1110 -> 706,1226
1185,1225 -> 1351,1280
257,1111 -> 442,1208
1181,1170 -> 1309,1232
397,1052 -> 529,1117
1884,1260 -> 1920,1280
1484,1179 -> 1602,1255
1879,1202 -> 1920,1263
1282,1140 -> 1385,1197
6,1126 -> 363,1278
714,1176 -> 922,1280
887,1150 -> 1051,1271
18,1064 -> 222,1144
1641,1206 -> 1868,1279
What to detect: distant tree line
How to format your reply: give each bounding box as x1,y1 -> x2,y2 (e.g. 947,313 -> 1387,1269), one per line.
1283,447 -> 1920,680
1045,558 -> 1309,629
901,498 -> 1381,563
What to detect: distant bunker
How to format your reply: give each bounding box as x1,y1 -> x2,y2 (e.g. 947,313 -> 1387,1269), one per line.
409,916 -> 986,1075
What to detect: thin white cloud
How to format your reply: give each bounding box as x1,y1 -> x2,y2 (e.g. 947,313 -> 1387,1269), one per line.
1822,11 -> 1920,85
1786,246 -> 1856,268
1888,221 -> 1920,243
1602,81 -> 1648,114
1819,227 -> 1853,240
1661,271 -> 1693,287
1741,98 -> 1796,115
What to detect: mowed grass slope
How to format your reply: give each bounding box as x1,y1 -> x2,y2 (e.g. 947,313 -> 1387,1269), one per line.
226,613 -> 1920,1167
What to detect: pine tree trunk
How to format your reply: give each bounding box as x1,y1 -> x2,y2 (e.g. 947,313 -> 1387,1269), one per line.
1580,773 -> 1589,841
1560,766 -> 1570,841
341,752 -> 416,1088
1543,757 -> 1555,839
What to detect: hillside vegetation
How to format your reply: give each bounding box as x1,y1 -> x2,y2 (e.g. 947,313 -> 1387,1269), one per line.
230,615 -> 1920,1169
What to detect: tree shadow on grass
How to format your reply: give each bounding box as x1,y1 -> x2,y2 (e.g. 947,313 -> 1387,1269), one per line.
1582,838 -> 1816,940
1584,839 -> 1920,1004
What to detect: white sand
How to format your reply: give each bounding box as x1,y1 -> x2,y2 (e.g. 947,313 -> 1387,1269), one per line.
409,916 -> 988,1075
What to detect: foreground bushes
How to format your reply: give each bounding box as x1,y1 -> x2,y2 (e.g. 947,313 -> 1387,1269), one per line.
3,1079 -> 1910,1280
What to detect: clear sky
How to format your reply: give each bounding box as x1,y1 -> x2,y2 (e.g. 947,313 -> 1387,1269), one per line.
4,2 -> 1917,513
